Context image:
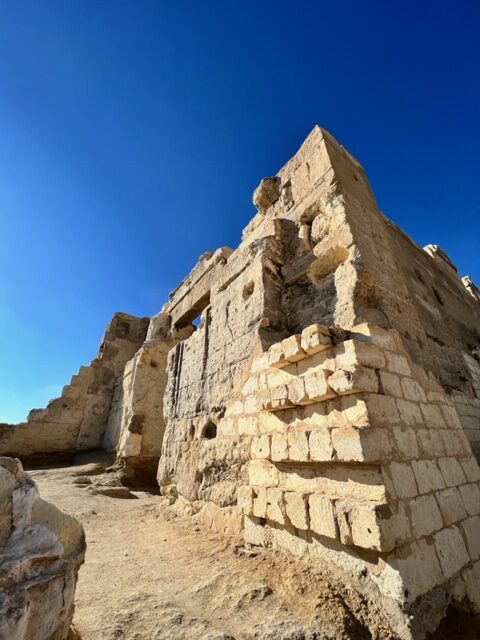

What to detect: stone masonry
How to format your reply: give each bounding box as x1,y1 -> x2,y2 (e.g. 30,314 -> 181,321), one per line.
1,126 -> 480,638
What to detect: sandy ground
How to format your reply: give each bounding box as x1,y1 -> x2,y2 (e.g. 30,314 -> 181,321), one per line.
30,458 -> 478,640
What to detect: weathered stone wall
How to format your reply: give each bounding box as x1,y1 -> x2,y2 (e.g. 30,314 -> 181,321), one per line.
0,312 -> 149,461
2,125 -> 480,638
155,126 -> 480,637
0,457 -> 85,640
237,322 -> 480,638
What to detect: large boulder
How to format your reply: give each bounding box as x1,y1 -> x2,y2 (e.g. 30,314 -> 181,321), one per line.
0,457 -> 85,640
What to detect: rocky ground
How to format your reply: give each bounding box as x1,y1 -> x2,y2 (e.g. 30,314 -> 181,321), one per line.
30,455 -> 477,640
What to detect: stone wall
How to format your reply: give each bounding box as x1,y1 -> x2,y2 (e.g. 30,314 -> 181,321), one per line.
0,457 -> 85,639
0,312 -> 149,462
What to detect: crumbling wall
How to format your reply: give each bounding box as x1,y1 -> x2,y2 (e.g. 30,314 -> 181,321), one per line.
237,322 -> 480,638
0,312 -> 149,462
0,457 -> 85,640
156,126 -> 480,637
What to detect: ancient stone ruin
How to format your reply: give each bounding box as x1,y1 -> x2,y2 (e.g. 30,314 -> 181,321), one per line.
1,126 -> 480,638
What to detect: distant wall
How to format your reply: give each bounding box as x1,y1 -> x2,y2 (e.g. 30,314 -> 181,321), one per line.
0,312 -> 149,461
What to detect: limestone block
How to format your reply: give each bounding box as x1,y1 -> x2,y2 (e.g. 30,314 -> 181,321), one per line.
364,394 -> 400,427
268,385 -> 294,411
248,460 -> 278,486
410,495 -> 443,537
436,488 -> 467,526
392,427 -> 419,459
416,429 -> 445,458
334,501 -> 353,546
242,375 -> 259,395
287,377 -> 309,405
388,462 -> 418,499
238,416 -> 259,435
271,433 -> 289,462
334,339 -> 386,370
331,427 -> 391,462
461,516 -> 480,559
350,323 -> 399,351
267,342 -> 289,369
460,457 -> 480,482
458,483 -> 480,516
266,488 -> 286,525
434,526 -> 470,579
349,502 -> 395,552
281,335 -> 306,363
396,399 -> 423,426
420,403 -> 447,429
253,486 -> 267,518
441,405 -> 463,430
244,516 -> 267,547
308,494 -> 337,539
253,176 -> 280,215
308,429 -> 334,461
378,371 -> 402,397
327,366 -> 378,396
300,324 -> 331,356
385,352 -> 411,376
303,370 -> 337,403
412,460 -> 446,494
438,457 -> 467,487
251,435 -> 270,460
288,431 -> 309,462
237,486 -> 254,515
284,492 -> 309,530
395,539 -> 444,602
297,349 -> 335,376
401,378 -> 426,403
251,353 -> 270,374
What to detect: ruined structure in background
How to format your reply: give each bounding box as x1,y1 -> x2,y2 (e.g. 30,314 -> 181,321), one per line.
0,457 -> 85,639
1,126 -> 480,638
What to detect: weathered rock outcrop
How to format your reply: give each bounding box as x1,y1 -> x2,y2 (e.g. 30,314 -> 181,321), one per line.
0,457 -> 85,640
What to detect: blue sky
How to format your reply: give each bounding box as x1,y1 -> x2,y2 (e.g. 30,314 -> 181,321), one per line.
0,1 -> 479,422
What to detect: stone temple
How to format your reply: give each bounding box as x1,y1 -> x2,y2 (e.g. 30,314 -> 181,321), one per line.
1,126 -> 480,639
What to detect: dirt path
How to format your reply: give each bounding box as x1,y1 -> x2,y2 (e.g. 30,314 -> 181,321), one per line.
31,459 -> 476,640
31,459 -> 376,640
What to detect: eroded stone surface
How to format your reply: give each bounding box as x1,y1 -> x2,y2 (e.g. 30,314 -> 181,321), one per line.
0,457 -> 85,640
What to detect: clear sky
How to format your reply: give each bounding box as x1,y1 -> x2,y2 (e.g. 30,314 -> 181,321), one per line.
0,1 -> 479,422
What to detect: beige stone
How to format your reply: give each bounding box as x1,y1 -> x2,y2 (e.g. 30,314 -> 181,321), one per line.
308,429 -> 334,461
271,433 -> 289,462
327,365 -> 378,396
410,495 -> 443,537
284,492 -> 309,530
288,430 -> 309,462
309,494 -> 337,538
266,488 -> 286,525
461,516 -> 480,559
436,487 -> 467,525
300,324 -> 331,355
248,460 -> 278,486
434,526 -> 470,579
281,335 -> 306,363
334,339 -> 386,370
389,462 -> 418,499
